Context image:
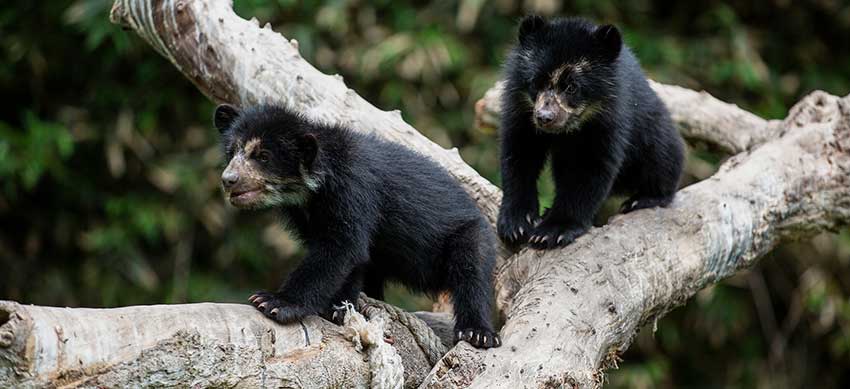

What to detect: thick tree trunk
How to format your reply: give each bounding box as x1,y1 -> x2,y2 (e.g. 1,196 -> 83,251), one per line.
2,0 -> 847,387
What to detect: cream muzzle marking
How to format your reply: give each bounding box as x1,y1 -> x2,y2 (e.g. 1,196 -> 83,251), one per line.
533,90 -> 573,132
222,151 -> 265,207
223,137 -> 322,208
532,60 -> 597,133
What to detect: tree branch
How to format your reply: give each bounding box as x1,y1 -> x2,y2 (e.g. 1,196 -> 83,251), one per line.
3,1 -> 846,387
0,298 -> 453,387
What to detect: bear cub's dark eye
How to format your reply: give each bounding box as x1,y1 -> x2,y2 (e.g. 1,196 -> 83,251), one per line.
254,151 -> 271,164
564,82 -> 577,94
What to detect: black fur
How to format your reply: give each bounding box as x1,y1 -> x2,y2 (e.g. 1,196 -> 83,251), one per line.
216,104 -> 501,348
498,16 -> 685,250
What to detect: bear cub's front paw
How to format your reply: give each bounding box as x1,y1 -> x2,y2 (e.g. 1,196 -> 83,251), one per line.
497,211 -> 540,247
455,327 -> 502,349
249,291 -> 312,324
528,221 -> 587,250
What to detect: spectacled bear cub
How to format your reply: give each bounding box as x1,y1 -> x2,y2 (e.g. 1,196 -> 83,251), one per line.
214,104 -> 501,348
497,16 -> 684,250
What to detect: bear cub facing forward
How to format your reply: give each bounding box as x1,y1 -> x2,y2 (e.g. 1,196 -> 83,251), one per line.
498,16 -> 684,250
215,104 -> 500,348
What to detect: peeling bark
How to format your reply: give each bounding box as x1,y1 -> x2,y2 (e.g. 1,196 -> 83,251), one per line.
1,0 -> 846,387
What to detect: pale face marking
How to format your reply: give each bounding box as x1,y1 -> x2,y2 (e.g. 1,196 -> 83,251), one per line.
243,137 -> 261,155
548,58 -> 591,86
549,64 -> 569,86
224,131 -> 328,209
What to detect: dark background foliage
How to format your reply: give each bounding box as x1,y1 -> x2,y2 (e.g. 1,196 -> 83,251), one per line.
1,1 -> 849,387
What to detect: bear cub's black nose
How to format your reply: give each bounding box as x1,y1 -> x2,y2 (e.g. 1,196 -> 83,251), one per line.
222,171 -> 239,189
535,110 -> 555,125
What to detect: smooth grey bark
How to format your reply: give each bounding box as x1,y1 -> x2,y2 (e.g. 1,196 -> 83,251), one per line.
2,1 -> 847,388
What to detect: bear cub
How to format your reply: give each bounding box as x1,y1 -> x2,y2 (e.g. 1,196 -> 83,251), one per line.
215,104 -> 501,348
497,16 -> 684,250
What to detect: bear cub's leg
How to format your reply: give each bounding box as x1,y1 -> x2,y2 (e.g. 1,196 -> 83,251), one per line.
321,268 -> 366,325
445,221 -> 501,348
619,131 -> 682,214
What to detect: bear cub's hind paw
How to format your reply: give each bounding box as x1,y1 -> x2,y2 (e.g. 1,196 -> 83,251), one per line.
322,304 -> 350,326
619,195 -> 674,214
455,328 -> 502,349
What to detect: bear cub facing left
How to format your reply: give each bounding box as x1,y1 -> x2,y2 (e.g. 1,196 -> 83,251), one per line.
215,104 -> 501,348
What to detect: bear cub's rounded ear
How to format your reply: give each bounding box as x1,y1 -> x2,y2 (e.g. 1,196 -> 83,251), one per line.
519,15 -> 546,46
594,24 -> 622,62
214,104 -> 241,133
299,133 -> 319,169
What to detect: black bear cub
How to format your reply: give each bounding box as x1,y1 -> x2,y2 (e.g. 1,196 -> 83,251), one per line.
215,104 -> 500,348
498,16 -> 684,250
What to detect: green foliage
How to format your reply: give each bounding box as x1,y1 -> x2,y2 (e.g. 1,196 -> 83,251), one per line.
1,1 -> 849,387
0,114 -> 75,193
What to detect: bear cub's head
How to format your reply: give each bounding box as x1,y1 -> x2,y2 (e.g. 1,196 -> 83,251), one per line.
214,104 -> 321,209
511,15 -> 623,134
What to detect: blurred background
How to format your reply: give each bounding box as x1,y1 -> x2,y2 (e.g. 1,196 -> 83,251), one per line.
2,0 -> 850,387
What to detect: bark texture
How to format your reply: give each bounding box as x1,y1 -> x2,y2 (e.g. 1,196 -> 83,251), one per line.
1,0 -> 847,387
0,297 -> 451,388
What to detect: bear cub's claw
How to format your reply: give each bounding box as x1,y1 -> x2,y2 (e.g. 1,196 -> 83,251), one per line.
455,328 -> 502,349
497,211 -> 540,247
619,195 -> 673,214
248,290 -> 312,324
528,221 -> 587,250
324,304 -> 349,326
